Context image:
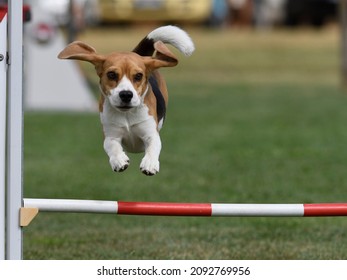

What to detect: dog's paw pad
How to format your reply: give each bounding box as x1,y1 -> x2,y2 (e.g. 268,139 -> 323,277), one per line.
140,156 -> 159,176
141,169 -> 156,176
110,153 -> 130,172
116,163 -> 129,172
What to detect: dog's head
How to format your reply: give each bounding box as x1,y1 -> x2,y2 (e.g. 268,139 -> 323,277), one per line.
58,41 -> 177,111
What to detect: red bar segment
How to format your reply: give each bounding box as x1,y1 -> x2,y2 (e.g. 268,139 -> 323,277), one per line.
117,202 -> 212,216
304,203 -> 347,216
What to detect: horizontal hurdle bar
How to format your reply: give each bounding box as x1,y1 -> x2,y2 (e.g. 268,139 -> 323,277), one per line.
23,199 -> 347,217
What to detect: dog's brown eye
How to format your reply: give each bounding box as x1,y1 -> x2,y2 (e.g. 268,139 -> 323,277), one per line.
107,71 -> 118,81
134,73 -> 143,82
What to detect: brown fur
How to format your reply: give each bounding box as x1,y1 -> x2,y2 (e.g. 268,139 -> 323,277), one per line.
58,41 -> 176,122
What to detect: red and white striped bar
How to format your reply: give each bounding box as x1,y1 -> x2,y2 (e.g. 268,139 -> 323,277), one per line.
23,199 -> 347,217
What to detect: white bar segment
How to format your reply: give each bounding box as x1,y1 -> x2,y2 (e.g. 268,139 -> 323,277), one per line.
0,14 -> 7,261
24,199 -> 118,213
211,204 -> 305,216
6,0 -> 23,260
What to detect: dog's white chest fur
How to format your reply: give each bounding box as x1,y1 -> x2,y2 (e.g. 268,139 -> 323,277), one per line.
100,100 -> 156,153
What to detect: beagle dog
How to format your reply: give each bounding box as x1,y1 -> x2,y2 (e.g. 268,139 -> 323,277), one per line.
58,26 -> 194,175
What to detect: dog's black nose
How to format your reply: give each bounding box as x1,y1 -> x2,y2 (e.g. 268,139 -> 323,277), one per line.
119,90 -> 133,103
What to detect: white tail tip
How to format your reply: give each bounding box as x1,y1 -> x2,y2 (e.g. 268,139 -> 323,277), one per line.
148,25 -> 195,57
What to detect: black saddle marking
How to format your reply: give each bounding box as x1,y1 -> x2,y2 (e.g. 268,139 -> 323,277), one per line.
149,76 -> 166,124
132,38 -> 155,56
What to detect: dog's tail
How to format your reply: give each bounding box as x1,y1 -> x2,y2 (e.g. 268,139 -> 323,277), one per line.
133,25 -> 195,57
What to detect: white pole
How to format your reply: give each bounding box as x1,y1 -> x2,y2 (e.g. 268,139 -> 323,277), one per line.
6,0 -> 23,260
0,14 -> 7,261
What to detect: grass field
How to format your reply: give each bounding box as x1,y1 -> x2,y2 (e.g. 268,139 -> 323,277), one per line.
23,26 -> 347,259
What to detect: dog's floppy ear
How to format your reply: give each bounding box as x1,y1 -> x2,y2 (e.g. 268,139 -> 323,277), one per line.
144,41 -> 178,70
58,41 -> 105,73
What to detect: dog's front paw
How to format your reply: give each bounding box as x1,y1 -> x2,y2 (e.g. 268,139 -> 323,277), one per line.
110,153 -> 130,172
140,155 -> 159,176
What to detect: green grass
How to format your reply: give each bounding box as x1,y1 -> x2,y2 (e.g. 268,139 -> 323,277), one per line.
23,27 -> 347,259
